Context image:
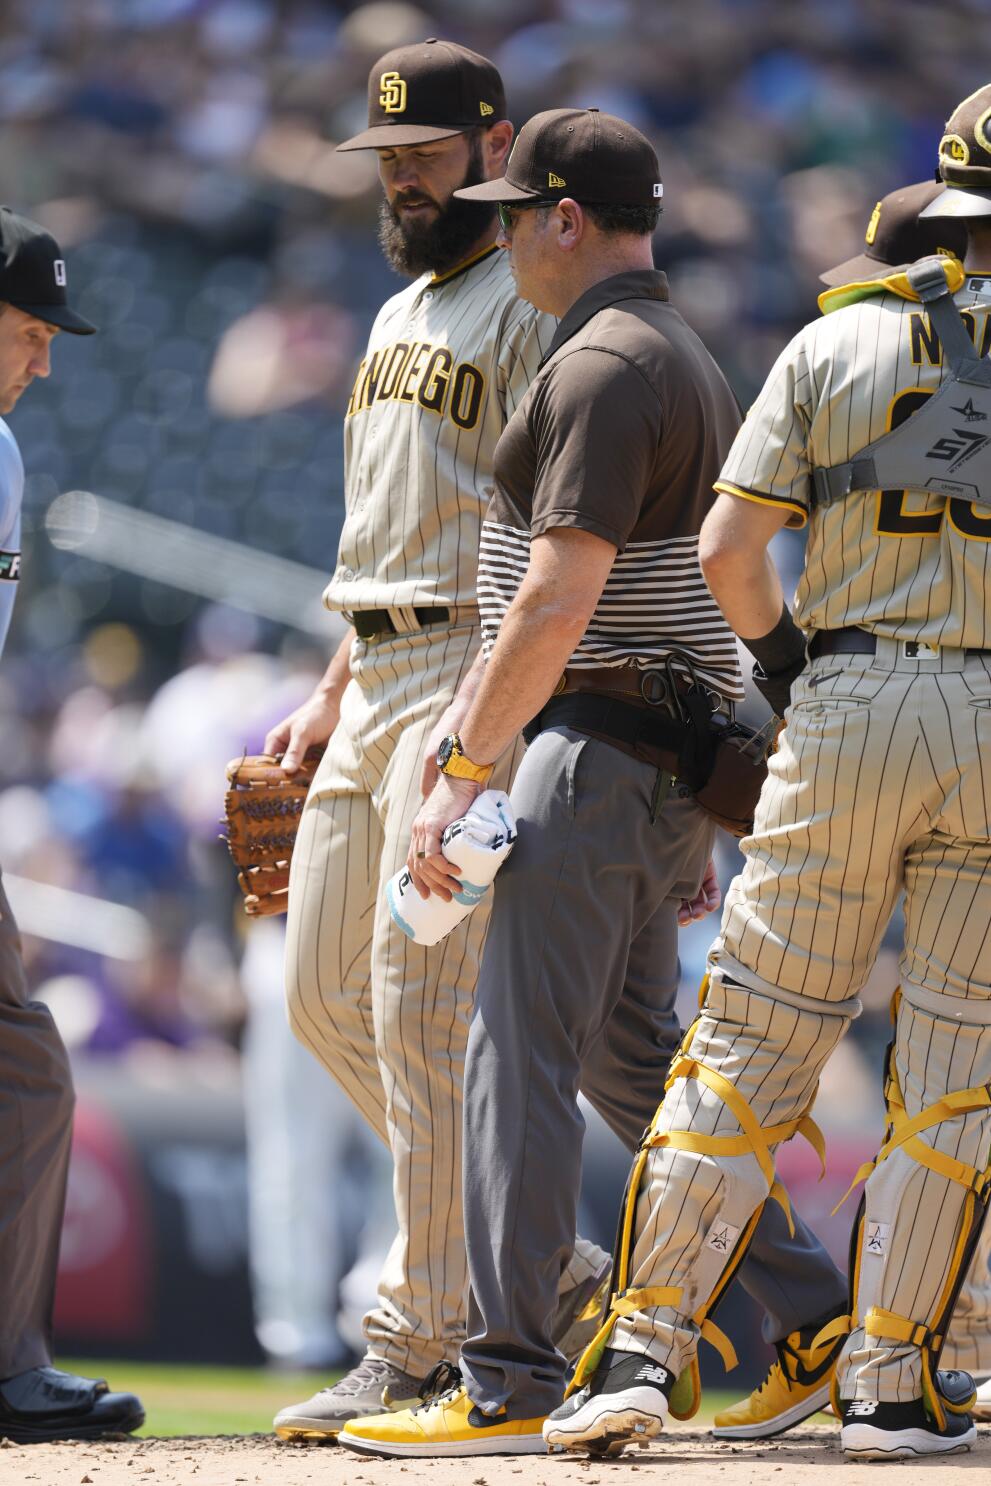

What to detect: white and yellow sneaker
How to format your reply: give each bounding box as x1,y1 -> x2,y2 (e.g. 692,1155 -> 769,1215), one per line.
712,1323 -> 841,1440
339,1375 -> 547,1458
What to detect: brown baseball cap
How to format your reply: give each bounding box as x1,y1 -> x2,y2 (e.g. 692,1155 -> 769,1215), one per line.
920,82 -> 991,220
337,38 -> 506,152
819,181 -> 967,286
455,107 -> 663,206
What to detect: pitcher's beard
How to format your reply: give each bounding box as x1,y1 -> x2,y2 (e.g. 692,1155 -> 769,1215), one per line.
378,145 -> 497,278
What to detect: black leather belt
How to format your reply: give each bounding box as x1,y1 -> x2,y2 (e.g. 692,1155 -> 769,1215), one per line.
522,692 -> 687,772
350,606 -> 450,640
809,626 -> 991,660
807,628 -> 878,659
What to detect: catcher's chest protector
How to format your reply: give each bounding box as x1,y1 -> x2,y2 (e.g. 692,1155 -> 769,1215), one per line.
812,257 -> 991,512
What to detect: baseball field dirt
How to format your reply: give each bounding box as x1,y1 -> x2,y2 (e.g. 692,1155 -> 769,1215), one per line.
2,1421 -> 991,1484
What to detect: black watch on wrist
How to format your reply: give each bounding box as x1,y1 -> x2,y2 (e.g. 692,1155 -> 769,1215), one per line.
436,733 -> 493,785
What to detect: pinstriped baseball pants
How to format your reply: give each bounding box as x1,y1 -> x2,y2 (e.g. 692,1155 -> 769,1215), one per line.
612,645 -> 991,1401
283,621 -> 602,1376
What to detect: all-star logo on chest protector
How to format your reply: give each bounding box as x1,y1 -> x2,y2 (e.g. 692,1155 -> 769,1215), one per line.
952,397 -> 988,422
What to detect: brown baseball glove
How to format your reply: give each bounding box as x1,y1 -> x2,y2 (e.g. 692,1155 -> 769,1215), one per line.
223,747 -> 324,917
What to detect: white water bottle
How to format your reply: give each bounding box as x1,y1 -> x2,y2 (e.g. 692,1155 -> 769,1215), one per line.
385,790 -> 516,947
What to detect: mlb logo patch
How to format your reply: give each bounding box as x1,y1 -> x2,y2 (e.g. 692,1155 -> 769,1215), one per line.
54,259 -> 66,287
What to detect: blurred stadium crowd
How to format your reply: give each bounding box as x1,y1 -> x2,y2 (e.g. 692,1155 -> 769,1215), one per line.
0,0 -> 986,1368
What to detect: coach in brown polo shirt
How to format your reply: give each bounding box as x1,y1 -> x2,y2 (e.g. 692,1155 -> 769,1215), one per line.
337,109 -> 847,1458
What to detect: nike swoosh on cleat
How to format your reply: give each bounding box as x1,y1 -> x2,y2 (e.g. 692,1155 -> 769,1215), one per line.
467,1406 -> 512,1429
788,1351 -> 839,1389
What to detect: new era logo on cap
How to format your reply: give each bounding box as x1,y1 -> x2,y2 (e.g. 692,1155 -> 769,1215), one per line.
480,101 -> 493,116
548,172 -> 566,188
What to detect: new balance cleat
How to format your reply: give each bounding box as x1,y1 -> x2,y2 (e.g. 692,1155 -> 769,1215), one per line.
273,1355 -> 424,1441
840,1371 -> 976,1460
338,1372 -> 546,1458
543,1348 -> 672,1455
712,1318 -> 841,1439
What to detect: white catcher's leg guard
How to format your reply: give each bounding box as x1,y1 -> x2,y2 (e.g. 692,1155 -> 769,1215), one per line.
824,986 -> 991,1420
571,975 -> 848,1414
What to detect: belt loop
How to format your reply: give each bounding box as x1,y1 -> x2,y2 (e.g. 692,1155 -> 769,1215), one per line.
389,605 -> 420,633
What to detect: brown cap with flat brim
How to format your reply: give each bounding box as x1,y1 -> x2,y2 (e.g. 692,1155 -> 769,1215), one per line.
819,181 -> 967,286
456,107 -> 663,206
337,38 -> 506,152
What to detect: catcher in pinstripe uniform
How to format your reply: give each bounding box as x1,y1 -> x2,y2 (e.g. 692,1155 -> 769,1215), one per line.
547,86 -> 991,1463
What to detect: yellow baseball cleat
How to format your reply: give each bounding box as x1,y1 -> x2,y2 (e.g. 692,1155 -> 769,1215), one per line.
338,1377 -> 547,1458
712,1323 -> 841,1439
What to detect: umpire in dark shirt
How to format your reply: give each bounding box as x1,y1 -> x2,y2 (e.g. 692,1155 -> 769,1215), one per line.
337,110 -> 847,1459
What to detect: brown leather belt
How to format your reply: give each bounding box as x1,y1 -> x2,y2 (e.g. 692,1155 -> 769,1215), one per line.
556,662 -> 710,715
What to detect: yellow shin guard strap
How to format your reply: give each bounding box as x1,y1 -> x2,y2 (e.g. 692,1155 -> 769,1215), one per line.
566,1285 -> 737,1394
832,1079 -> 991,1214
863,1308 -> 942,1352
811,1312 -> 852,1354
864,1309 -> 948,1431
700,1317 -> 738,1371
567,1287 -> 684,1394
659,1055 -> 825,1197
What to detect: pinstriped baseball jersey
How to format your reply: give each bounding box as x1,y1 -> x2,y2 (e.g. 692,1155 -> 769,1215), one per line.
716,274 -> 991,648
325,245 -> 555,614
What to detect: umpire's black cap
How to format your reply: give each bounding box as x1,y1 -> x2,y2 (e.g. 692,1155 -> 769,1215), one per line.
920,83 -> 991,220
0,207 -> 95,334
819,181 -> 968,286
337,39 -> 506,151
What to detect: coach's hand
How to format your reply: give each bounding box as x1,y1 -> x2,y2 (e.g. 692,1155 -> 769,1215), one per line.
265,687 -> 342,774
677,856 -> 721,926
408,774 -> 481,900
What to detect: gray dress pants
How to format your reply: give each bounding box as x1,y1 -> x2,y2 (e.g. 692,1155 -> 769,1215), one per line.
460,727 -> 846,1418
0,872 -> 75,1377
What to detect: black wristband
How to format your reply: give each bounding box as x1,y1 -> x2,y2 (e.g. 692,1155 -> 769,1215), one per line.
745,603 -> 806,676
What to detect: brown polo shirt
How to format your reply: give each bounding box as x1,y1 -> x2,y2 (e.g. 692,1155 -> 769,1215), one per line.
477,268 -> 744,699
